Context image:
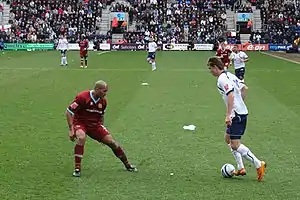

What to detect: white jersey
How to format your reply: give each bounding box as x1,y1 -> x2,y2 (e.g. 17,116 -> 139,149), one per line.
231,51 -> 248,69
148,41 -> 157,53
217,71 -> 248,116
57,38 -> 68,50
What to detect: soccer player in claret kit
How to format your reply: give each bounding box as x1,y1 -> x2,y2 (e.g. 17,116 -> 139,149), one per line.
216,42 -> 232,70
66,80 -> 137,177
79,34 -> 89,68
206,56 -> 266,181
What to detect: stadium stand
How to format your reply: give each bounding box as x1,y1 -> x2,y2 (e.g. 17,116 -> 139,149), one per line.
123,0 -> 228,45
1,0 -> 299,46
254,0 -> 300,44
3,0 -> 110,43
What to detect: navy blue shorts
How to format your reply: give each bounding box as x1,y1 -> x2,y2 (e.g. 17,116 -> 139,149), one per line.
225,113 -> 248,140
235,67 -> 245,80
61,49 -> 67,55
147,52 -> 156,60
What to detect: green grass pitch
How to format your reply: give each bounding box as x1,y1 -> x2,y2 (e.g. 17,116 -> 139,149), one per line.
1,50 -> 300,200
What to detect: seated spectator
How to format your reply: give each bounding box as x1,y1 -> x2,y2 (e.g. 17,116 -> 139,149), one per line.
255,0 -> 300,44
7,0 -> 105,43
125,0 -> 227,45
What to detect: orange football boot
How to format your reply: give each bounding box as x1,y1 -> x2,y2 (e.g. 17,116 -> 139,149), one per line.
257,161 -> 267,181
234,168 -> 247,176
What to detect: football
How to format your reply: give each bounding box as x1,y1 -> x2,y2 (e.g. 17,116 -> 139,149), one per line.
221,163 -> 235,178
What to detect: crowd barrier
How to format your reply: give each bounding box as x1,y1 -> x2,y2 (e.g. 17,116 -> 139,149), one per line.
1,43 -> 293,52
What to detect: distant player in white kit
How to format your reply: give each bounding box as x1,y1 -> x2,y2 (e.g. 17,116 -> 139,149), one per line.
230,45 -> 249,82
57,35 -> 69,66
147,37 -> 157,71
207,56 -> 266,181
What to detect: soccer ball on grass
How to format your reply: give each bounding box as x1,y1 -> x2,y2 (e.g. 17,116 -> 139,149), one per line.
221,163 -> 235,178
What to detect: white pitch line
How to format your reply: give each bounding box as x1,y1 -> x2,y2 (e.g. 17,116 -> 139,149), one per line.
97,51 -> 111,55
260,52 -> 300,65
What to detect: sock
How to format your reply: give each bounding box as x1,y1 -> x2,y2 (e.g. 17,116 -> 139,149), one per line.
61,57 -> 64,65
85,59 -> 88,66
64,56 -> 68,65
112,147 -> 130,167
152,62 -> 156,70
231,148 -> 245,170
74,144 -> 84,170
80,59 -> 84,66
237,144 -> 261,169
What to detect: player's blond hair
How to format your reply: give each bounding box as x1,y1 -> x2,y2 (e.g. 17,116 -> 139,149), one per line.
94,80 -> 107,89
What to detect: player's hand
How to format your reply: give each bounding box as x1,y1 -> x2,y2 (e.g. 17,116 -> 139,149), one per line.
69,128 -> 76,141
225,115 -> 232,127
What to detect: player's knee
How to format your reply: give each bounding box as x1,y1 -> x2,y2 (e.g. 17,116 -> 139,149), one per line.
230,140 -> 240,150
102,135 -> 119,149
76,130 -> 86,144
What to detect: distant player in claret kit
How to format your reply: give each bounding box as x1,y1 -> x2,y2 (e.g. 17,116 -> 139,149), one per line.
230,45 -> 249,82
206,56 -> 266,181
216,42 -> 232,70
147,37 -> 157,71
66,80 -> 137,177
57,35 -> 69,66
79,34 -> 89,68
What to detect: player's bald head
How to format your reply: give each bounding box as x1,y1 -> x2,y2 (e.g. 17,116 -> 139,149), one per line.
94,80 -> 108,90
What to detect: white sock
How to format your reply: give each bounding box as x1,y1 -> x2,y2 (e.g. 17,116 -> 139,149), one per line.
231,148 -> 245,170
61,57 -> 64,65
237,144 -> 261,168
152,62 -> 156,70
64,56 -> 68,65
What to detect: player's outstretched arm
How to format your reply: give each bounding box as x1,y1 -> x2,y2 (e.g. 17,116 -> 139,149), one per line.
66,109 -> 75,141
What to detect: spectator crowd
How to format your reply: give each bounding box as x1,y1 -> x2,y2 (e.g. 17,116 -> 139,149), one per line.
0,0 -> 300,46
0,0 -> 111,43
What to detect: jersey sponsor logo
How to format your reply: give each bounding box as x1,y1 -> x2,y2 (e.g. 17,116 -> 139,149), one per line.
98,103 -> 102,109
86,109 -> 103,114
70,102 -> 79,109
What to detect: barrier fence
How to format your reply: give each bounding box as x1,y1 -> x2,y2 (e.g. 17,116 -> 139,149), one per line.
0,43 -> 294,51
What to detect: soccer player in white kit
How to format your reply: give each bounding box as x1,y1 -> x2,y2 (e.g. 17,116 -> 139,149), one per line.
57,35 -> 69,66
230,45 -> 249,82
207,56 -> 266,181
147,37 -> 157,71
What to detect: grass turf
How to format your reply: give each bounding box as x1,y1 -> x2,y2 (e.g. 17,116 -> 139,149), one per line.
0,50 -> 300,200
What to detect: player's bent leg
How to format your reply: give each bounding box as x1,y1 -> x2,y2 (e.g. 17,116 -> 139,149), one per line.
228,138 -> 246,176
101,134 -> 137,172
226,127 -> 246,175
232,139 -> 266,180
84,56 -> 88,68
80,57 -> 84,68
147,57 -> 152,64
73,129 -> 87,177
